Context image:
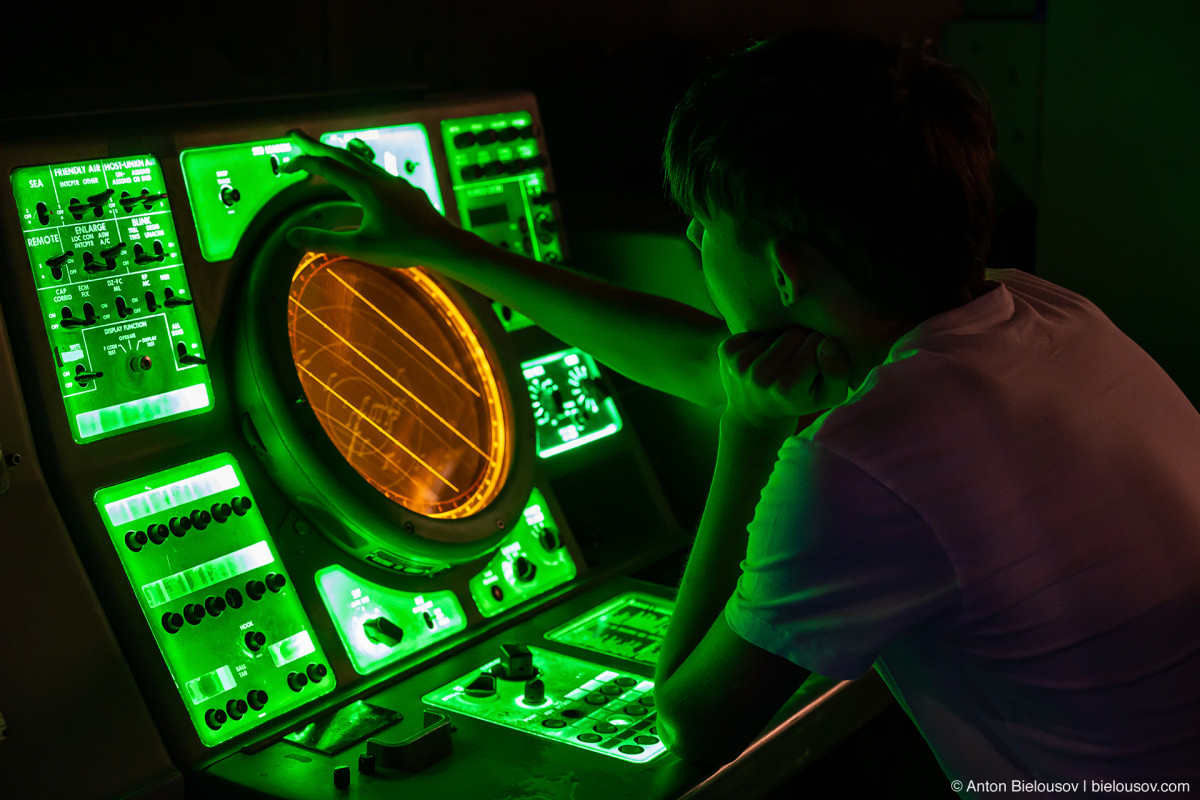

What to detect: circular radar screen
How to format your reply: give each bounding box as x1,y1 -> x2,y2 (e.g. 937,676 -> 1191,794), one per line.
288,253 -> 512,522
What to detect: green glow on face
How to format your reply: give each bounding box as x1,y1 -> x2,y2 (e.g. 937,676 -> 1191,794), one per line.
180,139 -> 308,262
10,155 -> 214,443
545,593 -> 673,665
521,349 -> 623,458
94,453 -> 332,746
467,487 -> 577,618
424,646 -> 665,763
441,112 -> 563,266
315,566 -> 466,674
320,125 -> 444,214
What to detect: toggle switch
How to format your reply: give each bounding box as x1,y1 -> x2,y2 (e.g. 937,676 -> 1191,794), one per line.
363,617 -> 404,647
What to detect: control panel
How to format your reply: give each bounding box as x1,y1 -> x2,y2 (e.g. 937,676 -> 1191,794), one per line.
316,566 -> 468,675
424,644 -> 665,763
442,112 -> 561,263
180,139 -> 308,262
94,453 -> 332,745
10,155 -> 213,443
466,486 -> 577,617
522,348 -> 623,457
546,592 -> 672,666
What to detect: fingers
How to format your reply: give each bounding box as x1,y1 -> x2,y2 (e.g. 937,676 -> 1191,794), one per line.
287,129 -> 395,182
757,329 -> 817,385
283,154 -> 373,202
286,226 -> 361,254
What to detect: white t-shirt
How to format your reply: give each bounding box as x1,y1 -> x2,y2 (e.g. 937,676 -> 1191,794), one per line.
725,269 -> 1200,790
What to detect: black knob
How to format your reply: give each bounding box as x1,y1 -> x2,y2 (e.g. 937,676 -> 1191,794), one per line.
183,603 -> 206,625
226,698 -> 247,720
146,523 -> 168,545
358,753 -> 376,774
125,530 -> 147,552
247,689 -> 268,710
169,516 -> 191,537
461,164 -> 484,181
36,201 -> 50,225
306,663 -> 328,683
246,580 -> 266,601
211,502 -> 232,523
362,617 -> 404,647
224,587 -> 244,609
497,126 -> 519,142
219,186 -> 241,206
538,527 -> 562,551
514,555 -> 537,583
265,572 -> 287,592
245,630 -> 267,651
204,595 -> 226,617
287,671 -> 308,692
452,131 -> 476,148
421,611 -> 435,630
231,496 -> 252,516
190,508 -> 211,530
498,643 -> 535,680
162,611 -> 184,634
490,584 -> 504,602
477,128 -> 499,145
204,708 -> 227,730
333,765 -> 350,790
482,161 -> 504,177
523,678 -> 546,704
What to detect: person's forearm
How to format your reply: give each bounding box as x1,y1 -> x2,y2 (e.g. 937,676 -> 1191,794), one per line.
429,230 -> 728,407
656,414 -> 793,682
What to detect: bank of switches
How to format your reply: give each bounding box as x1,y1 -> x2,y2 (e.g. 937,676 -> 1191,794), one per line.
95,454 -> 333,745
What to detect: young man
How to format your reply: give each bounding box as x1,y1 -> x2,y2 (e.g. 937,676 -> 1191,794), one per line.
284,29 -> 1200,792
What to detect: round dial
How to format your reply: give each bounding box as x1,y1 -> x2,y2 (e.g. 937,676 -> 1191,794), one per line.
287,253 -> 511,520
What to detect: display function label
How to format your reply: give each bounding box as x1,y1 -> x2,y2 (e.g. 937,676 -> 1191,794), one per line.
11,155 -> 213,443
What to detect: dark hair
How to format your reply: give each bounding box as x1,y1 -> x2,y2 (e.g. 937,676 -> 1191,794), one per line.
664,28 -> 996,320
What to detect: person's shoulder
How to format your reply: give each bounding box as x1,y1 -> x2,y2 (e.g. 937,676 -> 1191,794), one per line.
990,268 -> 1102,315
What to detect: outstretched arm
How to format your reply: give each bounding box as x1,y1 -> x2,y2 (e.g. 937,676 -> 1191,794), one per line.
283,131 -> 728,407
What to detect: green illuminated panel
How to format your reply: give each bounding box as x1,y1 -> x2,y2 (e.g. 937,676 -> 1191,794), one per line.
424,647 -> 665,763
315,565 -> 466,675
320,124 -> 444,214
545,594 -> 673,666
94,454 -> 333,746
11,155 -> 214,443
522,349 -> 622,458
442,112 -> 563,266
468,487 -> 577,617
180,139 -> 307,262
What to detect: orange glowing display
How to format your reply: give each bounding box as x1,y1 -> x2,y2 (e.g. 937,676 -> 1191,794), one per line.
288,253 -> 511,519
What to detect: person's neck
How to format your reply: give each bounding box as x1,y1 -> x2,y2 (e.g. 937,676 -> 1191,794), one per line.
836,316 -> 918,390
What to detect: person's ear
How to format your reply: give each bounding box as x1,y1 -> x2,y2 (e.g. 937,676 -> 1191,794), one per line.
770,240 -> 818,308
